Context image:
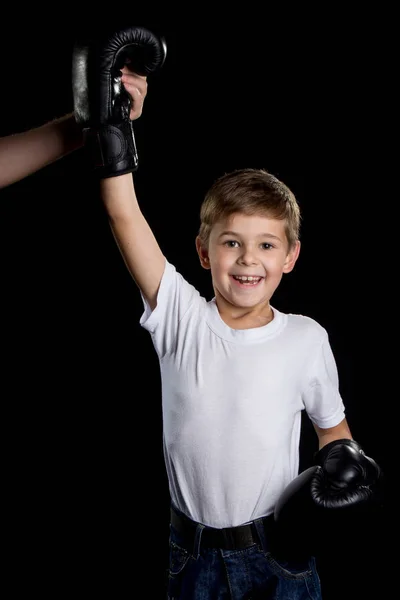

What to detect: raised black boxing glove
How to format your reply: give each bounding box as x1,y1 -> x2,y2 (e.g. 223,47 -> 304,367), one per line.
72,25 -> 166,177
273,438 -> 383,557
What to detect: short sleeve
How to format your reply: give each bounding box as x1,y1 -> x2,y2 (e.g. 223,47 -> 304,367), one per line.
302,330 -> 346,429
139,259 -> 200,358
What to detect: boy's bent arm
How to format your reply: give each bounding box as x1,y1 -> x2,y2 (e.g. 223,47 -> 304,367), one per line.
100,174 -> 166,311
313,417 -> 353,450
0,113 -> 83,189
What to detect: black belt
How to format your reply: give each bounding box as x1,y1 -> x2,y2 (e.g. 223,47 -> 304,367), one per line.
170,505 -> 275,551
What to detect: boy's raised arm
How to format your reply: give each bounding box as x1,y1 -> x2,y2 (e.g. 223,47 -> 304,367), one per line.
100,173 -> 166,310
71,25 -> 168,309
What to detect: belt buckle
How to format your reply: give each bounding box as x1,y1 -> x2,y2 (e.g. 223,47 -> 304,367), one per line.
222,526 -> 237,549
223,523 -> 254,550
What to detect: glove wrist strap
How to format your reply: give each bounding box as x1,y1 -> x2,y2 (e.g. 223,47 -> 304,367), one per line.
83,120 -> 139,177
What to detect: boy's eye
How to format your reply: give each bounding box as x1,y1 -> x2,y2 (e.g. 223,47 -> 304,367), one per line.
223,241 -> 273,250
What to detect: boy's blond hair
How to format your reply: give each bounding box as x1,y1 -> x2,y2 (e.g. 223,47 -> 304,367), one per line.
198,168 -> 301,250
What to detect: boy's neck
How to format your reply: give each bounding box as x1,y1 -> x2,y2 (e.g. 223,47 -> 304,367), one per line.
215,297 -> 274,330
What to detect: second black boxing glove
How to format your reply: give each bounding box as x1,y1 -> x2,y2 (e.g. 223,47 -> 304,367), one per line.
72,25 -> 166,177
312,438 -> 383,509
273,438 -> 383,557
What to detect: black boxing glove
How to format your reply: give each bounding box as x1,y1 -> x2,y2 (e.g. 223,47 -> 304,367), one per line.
273,439 -> 383,557
72,25 -> 166,177
312,438 -> 383,509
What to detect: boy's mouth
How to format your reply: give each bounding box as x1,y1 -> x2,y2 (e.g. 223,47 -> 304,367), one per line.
230,275 -> 263,287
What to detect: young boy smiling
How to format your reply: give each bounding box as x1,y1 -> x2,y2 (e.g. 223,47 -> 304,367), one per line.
99,164 -> 352,599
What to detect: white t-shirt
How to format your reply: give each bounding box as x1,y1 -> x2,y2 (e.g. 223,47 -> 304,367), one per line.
140,259 -> 345,528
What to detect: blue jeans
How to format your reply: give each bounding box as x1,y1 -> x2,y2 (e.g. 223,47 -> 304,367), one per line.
166,510 -> 322,599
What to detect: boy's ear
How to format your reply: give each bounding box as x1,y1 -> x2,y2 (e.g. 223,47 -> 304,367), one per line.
195,236 -> 211,269
283,240 -> 301,273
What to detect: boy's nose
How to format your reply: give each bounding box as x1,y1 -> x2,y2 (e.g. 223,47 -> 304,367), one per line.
239,250 -> 258,265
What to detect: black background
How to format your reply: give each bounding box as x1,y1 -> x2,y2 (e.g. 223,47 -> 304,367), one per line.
0,10 -> 392,599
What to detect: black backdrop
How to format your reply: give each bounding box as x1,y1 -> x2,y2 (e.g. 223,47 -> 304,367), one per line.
0,11 -> 391,599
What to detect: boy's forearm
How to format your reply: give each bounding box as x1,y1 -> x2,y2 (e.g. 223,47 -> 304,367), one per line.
314,418 -> 353,450
100,173 -> 141,218
0,113 -> 83,189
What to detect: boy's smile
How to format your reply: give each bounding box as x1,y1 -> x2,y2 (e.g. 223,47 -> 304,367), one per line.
196,212 -> 300,323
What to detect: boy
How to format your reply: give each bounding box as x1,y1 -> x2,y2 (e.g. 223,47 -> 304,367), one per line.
99,159 -> 353,599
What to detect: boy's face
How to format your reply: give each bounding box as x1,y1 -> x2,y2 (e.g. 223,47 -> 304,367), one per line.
196,213 -> 300,314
